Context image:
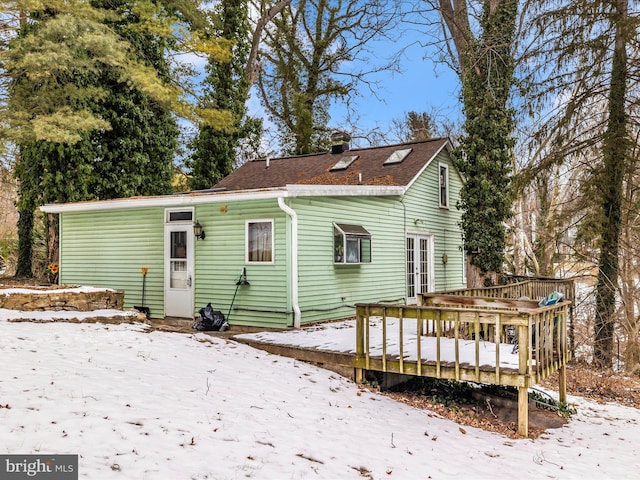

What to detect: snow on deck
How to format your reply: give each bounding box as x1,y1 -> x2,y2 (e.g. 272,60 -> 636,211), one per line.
236,318 -> 521,370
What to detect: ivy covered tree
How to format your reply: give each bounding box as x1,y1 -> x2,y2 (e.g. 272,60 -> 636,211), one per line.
438,0 -> 517,287
188,0 -> 261,190
592,0 -> 631,368
516,0 -> 637,368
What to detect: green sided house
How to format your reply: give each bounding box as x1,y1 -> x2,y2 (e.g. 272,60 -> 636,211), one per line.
40,136 -> 466,329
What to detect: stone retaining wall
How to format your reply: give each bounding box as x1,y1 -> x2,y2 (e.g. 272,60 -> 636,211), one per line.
0,287 -> 125,311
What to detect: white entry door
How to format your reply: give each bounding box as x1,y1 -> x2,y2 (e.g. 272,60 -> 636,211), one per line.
164,223 -> 195,317
406,233 -> 434,304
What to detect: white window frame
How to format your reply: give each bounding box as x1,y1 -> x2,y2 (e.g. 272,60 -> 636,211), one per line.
246,219 -> 274,264
439,162 -> 450,209
333,223 -> 372,264
165,207 -> 194,224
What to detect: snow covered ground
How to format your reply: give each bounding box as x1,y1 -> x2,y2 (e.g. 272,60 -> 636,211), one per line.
1,319 -> 640,479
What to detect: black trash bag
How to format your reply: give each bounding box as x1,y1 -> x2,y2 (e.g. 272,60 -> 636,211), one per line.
193,303 -> 228,331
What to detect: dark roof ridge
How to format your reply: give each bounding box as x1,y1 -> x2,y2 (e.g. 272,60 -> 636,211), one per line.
251,137 -> 449,163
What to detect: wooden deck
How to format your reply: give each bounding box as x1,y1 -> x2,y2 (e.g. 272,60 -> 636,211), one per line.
234,278 -> 575,438
354,294 -> 572,437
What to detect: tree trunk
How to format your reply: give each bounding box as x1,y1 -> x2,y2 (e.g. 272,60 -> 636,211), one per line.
47,213 -> 59,268
593,0 -> 629,368
466,257 -> 498,288
15,208 -> 33,278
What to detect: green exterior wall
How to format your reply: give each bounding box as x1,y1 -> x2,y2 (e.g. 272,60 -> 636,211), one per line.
286,148 -> 465,325
56,147 -> 465,329
192,199 -> 289,329
59,207 -> 166,316
402,148 -> 466,291
290,195 -> 406,324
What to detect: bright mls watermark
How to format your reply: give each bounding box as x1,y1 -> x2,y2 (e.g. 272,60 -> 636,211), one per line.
0,455 -> 77,480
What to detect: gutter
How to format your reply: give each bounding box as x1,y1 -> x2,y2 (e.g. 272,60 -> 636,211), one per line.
39,185 -> 405,214
277,196 -> 301,328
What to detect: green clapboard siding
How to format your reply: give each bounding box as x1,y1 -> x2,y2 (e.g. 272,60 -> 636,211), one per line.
291,195 -> 406,324
59,207 -> 166,315
193,199 -> 289,328
402,149 -> 466,291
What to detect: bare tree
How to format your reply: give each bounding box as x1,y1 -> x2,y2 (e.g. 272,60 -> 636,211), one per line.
519,0 -> 638,368
256,0 -> 399,154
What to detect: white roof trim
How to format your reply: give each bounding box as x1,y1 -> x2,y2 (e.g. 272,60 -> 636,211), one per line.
285,184 -> 405,197
404,139 -> 452,192
40,184 -> 406,214
40,189 -> 287,213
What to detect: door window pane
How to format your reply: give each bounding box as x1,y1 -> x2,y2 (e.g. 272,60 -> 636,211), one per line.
171,231 -> 187,259
170,260 -> 188,288
406,237 -> 415,299
420,238 -> 430,293
170,230 -> 188,288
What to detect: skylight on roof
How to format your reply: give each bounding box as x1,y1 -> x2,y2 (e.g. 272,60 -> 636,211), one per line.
383,148 -> 413,165
330,155 -> 359,171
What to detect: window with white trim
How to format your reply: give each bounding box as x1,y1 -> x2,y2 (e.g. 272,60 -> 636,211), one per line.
247,220 -> 274,263
165,208 -> 193,223
333,223 -> 371,264
439,163 -> 449,208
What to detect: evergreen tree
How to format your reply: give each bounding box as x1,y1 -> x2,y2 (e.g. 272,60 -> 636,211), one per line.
89,0 -> 179,199
188,0 -> 259,190
6,0 -> 223,275
2,0 -> 232,145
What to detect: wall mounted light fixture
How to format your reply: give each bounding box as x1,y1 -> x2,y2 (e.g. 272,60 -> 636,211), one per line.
194,220 -> 206,240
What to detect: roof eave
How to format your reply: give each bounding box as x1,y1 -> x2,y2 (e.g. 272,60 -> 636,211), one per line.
39,188 -> 289,214
40,184 -> 406,214
404,138 -> 452,191
285,184 -> 405,197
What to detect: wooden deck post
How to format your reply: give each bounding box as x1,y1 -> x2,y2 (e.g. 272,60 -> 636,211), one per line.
355,307 -> 365,384
518,323 -> 530,437
518,386 -> 529,437
558,364 -> 567,404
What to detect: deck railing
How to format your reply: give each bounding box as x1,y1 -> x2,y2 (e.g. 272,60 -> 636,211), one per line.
355,297 -> 571,436
429,277 -> 576,354
431,278 -> 576,305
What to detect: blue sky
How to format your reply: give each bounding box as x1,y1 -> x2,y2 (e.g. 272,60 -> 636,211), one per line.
241,20 -> 464,151
330,41 -> 463,145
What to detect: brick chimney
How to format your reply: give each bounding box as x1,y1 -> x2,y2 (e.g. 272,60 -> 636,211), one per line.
331,131 -> 351,154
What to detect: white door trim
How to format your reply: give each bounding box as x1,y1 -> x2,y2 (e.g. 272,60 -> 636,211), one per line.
164,212 -> 195,318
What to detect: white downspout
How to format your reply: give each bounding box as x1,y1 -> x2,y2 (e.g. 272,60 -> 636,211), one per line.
278,196 -> 301,328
